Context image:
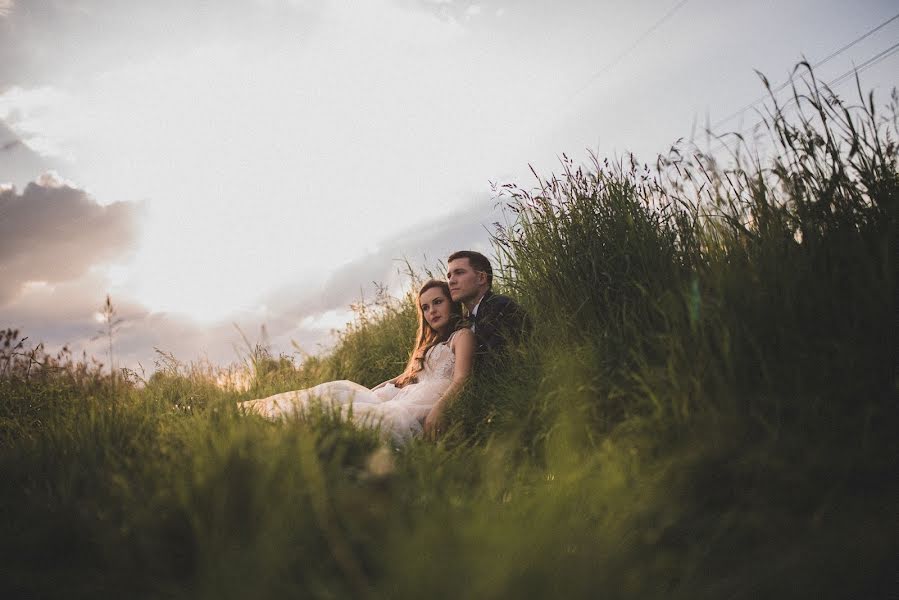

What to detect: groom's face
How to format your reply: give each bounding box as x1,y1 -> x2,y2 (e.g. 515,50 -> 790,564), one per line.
447,258 -> 486,303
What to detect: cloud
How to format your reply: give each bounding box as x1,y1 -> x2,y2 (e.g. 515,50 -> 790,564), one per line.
0,260 -> 236,372
0,173 -> 139,304
464,5 -> 482,19
216,194 -> 507,361
0,0 -> 323,88
406,0 -> 492,22
0,86 -> 74,158
0,118 -> 63,186
0,271 -> 249,373
0,191 -> 509,373
261,195 -> 503,324
0,259 -> 274,372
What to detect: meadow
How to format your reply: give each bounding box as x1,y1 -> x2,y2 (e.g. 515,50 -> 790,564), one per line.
1,68 -> 896,598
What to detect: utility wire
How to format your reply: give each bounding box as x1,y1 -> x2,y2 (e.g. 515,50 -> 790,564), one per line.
814,12 -> 899,68
753,40 -> 899,120
705,39 -> 899,157
710,11 -> 899,131
571,0 -> 690,100
826,40 -> 899,89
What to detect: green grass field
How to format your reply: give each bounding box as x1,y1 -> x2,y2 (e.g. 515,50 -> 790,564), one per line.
1,69 -> 896,598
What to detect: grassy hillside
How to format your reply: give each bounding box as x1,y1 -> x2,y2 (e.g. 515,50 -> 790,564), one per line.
1,70 -> 896,598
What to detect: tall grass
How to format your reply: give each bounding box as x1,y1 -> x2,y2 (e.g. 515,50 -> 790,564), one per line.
1,67 -> 896,598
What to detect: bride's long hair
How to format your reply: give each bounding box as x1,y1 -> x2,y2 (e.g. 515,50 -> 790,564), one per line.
394,279 -> 463,387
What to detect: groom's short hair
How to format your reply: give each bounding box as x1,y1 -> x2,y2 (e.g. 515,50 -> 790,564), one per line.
448,250 -> 493,289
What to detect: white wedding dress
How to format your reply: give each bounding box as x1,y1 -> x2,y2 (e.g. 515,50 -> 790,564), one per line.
239,339 -> 457,443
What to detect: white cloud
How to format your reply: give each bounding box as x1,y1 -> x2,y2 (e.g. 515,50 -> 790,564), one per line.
0,118 -> 64,188
0,86 -> 75,158
299,309 -> 356,332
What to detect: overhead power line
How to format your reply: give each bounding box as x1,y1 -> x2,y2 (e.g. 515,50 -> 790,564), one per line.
826,40 -> 899,89
572,0 -> 690,99
710,11 -> 899,130
814,11 -> 899,67
706,39 -> 899,157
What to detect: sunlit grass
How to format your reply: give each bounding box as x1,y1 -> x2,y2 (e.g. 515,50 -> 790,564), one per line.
1,66 -> 896,598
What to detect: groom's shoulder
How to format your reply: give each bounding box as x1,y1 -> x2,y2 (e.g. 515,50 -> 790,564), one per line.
486,292 -> 520,307
482,292 -> 524,316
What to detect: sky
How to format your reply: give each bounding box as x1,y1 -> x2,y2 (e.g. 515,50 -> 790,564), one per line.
1,0 -> 897,374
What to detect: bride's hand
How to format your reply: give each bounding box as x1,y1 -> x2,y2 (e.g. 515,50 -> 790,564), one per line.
423,404 -> 444,440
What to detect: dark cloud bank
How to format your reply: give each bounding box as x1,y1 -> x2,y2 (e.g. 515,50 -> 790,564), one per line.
0,174 -> 139,304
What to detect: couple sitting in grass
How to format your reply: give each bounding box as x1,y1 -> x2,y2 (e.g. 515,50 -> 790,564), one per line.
239,250 -> 529,443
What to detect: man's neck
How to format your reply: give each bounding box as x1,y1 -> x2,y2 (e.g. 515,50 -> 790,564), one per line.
465,290 -> 489,314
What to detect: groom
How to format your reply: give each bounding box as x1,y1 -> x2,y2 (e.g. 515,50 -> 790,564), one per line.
445,250 -> 529,363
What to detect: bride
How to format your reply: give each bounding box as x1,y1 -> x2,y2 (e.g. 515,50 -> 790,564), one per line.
239,280 -> 475,443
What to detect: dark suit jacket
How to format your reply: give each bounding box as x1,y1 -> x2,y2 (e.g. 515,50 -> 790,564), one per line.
470,291 -> 529,365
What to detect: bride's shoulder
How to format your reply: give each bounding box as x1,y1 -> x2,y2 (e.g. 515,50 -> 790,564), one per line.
449,328 -> 475,352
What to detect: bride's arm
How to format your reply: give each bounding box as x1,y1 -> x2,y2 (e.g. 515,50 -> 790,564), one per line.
371,377 -> 398,391
424,329 -> 475,437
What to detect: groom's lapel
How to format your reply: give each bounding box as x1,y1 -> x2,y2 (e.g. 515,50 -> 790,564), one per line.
468,290 -> 493,320
479,291 -> 495,314
475,291 -> 496,332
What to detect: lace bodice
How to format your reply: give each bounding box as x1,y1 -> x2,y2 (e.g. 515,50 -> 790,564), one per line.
418,341 -> 456,382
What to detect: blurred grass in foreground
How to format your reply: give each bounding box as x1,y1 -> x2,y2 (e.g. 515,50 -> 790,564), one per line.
1,66 -> 896,598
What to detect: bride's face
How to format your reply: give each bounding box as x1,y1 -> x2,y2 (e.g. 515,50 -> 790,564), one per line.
419,287 -> 452,333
